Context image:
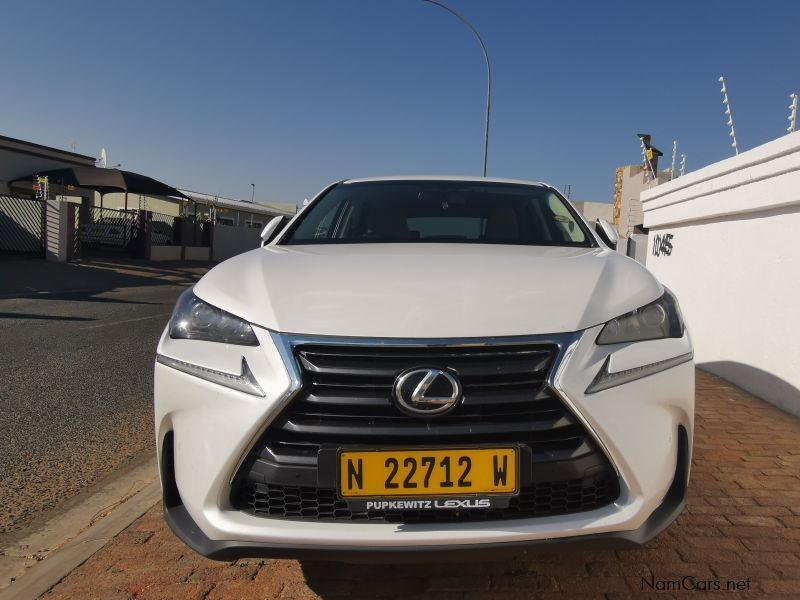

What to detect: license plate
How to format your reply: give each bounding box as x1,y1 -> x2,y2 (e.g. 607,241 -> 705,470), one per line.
338,447 -> 518,497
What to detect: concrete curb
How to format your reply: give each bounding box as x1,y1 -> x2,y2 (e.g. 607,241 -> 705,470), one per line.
0,457 -> 160,600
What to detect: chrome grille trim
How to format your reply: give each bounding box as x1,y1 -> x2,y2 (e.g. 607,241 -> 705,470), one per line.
227,329 -> 623,493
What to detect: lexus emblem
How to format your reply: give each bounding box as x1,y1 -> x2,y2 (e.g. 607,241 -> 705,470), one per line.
392,368 -> 462,417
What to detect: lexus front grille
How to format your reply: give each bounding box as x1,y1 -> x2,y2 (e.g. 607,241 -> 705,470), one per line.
231,339 -> 619,523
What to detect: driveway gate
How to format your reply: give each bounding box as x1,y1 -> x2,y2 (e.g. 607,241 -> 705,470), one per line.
0,195 -> 46,256
78,206 -> 143,258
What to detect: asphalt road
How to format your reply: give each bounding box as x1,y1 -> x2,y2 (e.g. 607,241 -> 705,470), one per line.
0,258 -> 209,538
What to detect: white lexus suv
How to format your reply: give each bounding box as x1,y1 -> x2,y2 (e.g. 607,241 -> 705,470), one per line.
154,177 -> 694,560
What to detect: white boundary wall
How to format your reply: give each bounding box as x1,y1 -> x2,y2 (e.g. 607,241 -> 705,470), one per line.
642,131 -> 800,416
212,223 -> 261,262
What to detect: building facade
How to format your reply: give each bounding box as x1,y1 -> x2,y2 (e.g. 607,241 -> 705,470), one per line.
612,164 -> 671,237
178,190 -> 295,226
572,201 -> 614,224
0,134 -> 96,197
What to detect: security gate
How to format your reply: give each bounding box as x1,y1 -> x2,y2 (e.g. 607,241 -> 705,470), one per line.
0,195 -> 46,256
78,206 -> 143,258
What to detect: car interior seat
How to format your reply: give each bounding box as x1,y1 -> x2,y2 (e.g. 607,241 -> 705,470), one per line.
364,204 -> 413,240
484,206 -> 521,243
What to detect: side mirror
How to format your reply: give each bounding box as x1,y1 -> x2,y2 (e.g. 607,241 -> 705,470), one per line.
260,216 -> 287,247
595,218 -> 619,250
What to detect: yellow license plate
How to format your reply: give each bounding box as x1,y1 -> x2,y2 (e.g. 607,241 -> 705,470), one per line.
339,447 -> 518,497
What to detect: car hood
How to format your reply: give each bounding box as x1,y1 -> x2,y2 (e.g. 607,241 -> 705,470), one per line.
193,244 -> 663,338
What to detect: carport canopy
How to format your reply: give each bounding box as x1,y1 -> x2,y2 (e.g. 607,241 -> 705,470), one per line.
12,166 -> 189,199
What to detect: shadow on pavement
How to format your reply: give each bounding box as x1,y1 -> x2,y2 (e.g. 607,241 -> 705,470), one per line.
0,312 -> 94,321
698,361 -> 800,417
298,553 -> 539,598
0,257 -> 211,299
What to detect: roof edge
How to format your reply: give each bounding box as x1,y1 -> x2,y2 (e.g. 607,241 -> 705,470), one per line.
342,175 -> 550,187
0,133 -> 96,162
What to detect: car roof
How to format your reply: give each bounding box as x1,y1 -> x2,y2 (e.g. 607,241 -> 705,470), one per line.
341,175 -> 551,188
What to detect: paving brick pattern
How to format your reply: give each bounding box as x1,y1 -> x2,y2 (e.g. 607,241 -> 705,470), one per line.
44,371 -> 800,599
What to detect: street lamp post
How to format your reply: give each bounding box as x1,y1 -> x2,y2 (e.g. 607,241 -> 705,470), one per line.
251,183 -> 255,202
422,0 -> 491,177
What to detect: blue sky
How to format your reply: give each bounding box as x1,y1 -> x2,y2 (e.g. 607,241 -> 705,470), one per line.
2,1 -> 799,204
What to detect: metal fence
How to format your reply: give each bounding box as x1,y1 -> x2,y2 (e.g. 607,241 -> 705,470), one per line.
176,216 -> 211,248
1,200 -> 215,261
0,195 -> 46,256
150,211 -> 176,246
78,206 -> 141,256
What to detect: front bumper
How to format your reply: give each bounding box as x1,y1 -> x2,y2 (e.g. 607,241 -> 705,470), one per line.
163,425 -> 690,561
154,325 -> 694,559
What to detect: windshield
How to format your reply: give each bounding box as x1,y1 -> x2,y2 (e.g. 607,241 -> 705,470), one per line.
283,180 -> 593,247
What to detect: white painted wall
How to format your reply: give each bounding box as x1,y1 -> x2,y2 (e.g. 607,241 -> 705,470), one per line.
185,246 -> 210,261
572,201 -> 613,223
212,224 -> 261,262
151,245 -> 182,261
44,200 -> 64,261
642,131 -> 800,416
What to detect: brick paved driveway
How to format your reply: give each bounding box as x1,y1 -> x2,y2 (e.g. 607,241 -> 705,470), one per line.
44,371 -> 800,599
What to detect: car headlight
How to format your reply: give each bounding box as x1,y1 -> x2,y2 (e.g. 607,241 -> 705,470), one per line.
596,289 -> 684,345
168,290 -> 258,346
